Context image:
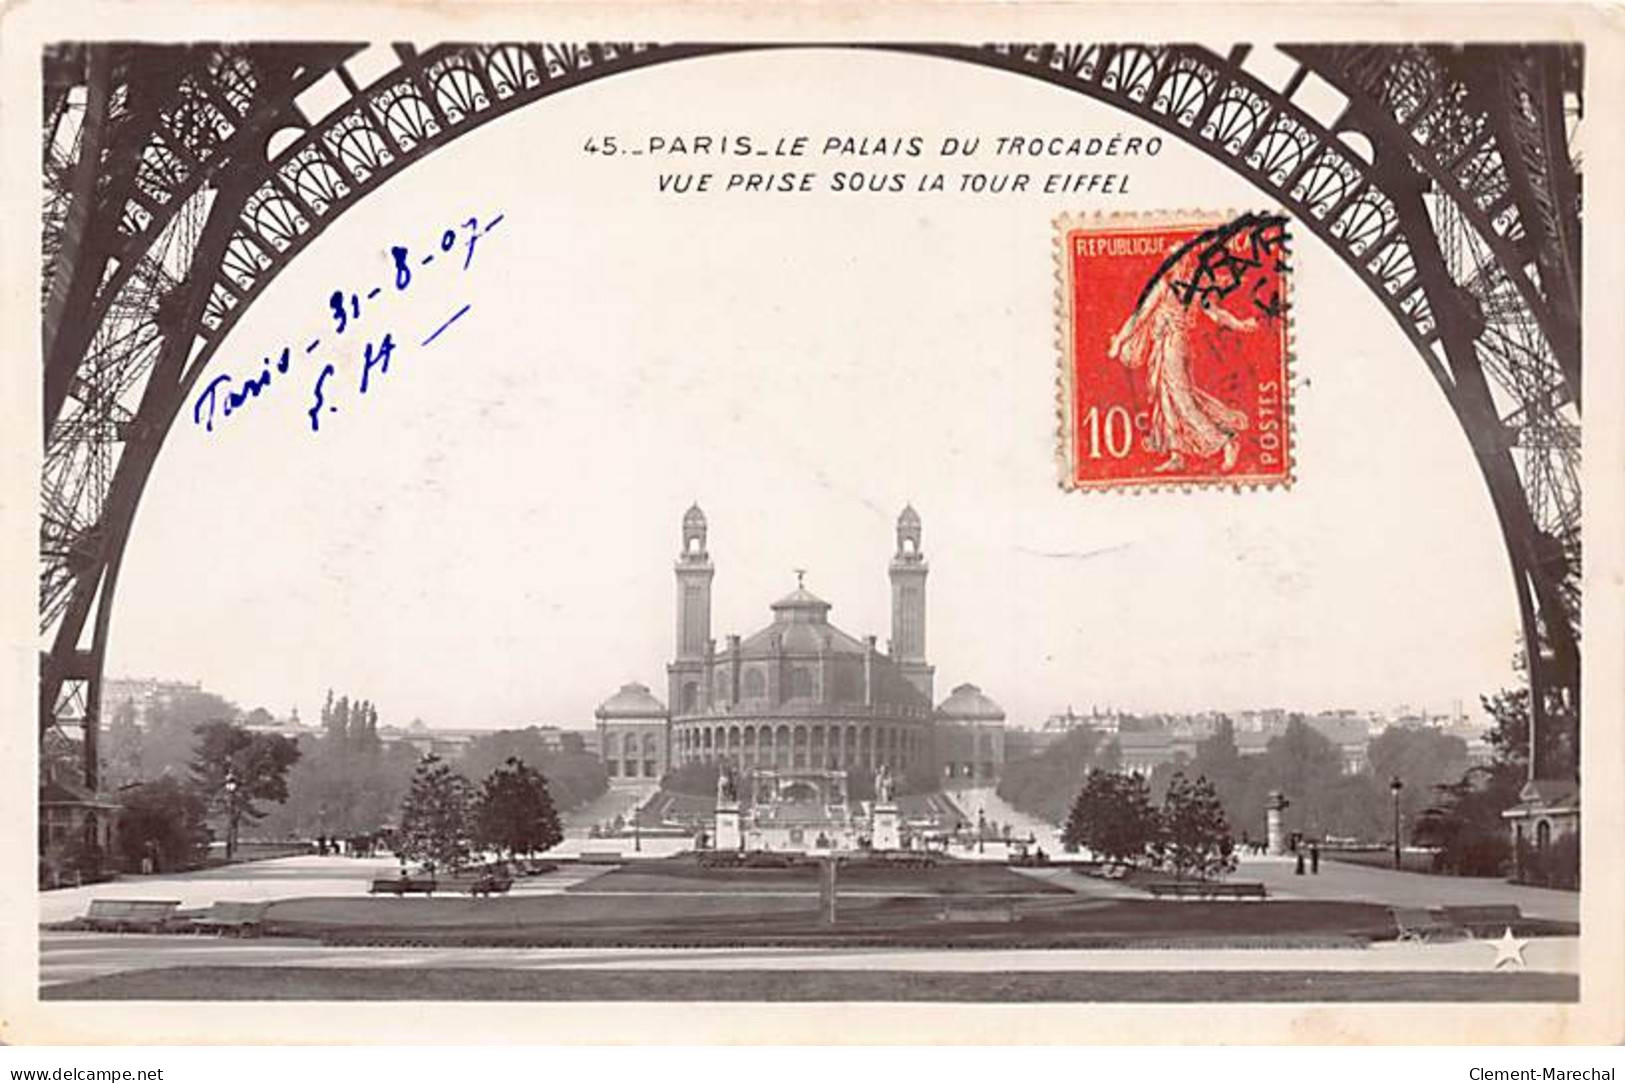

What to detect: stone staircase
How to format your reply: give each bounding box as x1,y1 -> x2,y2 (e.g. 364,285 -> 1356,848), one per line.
953,785 -> 1064,850
561,781 -> 659,837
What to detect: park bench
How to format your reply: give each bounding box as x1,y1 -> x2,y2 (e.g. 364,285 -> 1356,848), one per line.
1146,881 -> 1267,900
1440,904 -> 1523,937
81,899 -> 181,933
370,870 -> 513,896
1391,906 -> 1463,942
370,872 -> 436,895
189,901 -> 269,937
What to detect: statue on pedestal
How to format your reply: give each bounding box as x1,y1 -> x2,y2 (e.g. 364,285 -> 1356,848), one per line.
874,764 -> 895,804
717,763 -> 738,805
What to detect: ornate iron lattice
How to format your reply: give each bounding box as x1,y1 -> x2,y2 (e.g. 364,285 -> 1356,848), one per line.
39,41 -> 1581,787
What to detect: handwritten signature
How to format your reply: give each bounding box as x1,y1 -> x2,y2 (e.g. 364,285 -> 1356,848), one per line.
192,212 -> 505,436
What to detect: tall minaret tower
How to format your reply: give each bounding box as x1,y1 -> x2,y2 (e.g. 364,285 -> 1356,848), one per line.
668,503 -> 714,717
889,504 -> 933,701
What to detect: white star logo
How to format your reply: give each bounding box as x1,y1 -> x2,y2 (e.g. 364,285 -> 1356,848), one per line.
1489,926 -> 1529,970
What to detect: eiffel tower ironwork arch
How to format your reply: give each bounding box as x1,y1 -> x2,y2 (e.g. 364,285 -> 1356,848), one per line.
40,41 -> 1582,790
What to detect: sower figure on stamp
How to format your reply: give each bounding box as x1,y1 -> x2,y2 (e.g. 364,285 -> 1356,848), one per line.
1107,251 -> 1258,474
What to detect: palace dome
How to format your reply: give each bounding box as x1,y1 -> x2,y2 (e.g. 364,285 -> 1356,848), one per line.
935,683 -> 1005,722
595,681 -> 669,719
734,586 -> 872,659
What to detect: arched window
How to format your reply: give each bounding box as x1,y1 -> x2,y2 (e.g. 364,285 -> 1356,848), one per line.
1537,820 -> 1552,851
743,668 -> 766,698
789,666 -> 813,698
681,681 -> 698,713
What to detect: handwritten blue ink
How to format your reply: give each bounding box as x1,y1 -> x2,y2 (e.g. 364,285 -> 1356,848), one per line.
421,303 -> 471,347
201,209 -> 506,437
329,289 -> 359,334
308,363 -> 336,432
194,374 -> 232,432
391,246 -> 412,290
358,333 -> 398,394
193,361 -> 276,432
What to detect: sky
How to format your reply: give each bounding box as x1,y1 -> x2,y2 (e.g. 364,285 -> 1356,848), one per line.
103,47 -> 1522,731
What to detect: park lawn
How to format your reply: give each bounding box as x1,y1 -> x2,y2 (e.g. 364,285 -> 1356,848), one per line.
257,889 -> 1399,949
42,966 -> 1577,1002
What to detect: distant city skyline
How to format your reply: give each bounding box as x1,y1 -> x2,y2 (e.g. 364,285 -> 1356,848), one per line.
102,667 -> 1494,736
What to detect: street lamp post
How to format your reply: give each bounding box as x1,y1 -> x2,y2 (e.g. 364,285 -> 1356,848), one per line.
224,770 -> 240,862
1389,776 -> 1403,870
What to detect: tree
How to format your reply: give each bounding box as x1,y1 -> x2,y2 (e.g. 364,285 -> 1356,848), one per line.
1407,682 -> 1580,883
255,691 -> 418,840
1482,686 -> 1577,782
116,777 -> 210,872
1157,772 -> 1237,880
40,729 -> 83,785
397,754 -> 474,872
473,757 -> 562,858
460,728 -> 607,811
997,727 -> 1117,824
1367,724 -> 1469,824
354,700 -> 381,754
136,689 -> 241,781
1413,767 -> 1519,876
189,720 -> 301,859
327,693 -> 351,750
1062,769 -> 1160,867
102,698 -> 144,788
1250,719 -> 1346,838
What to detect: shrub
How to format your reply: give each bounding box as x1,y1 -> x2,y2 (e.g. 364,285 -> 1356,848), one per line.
117,777 -> 211,872
1515,832 -> 1579,890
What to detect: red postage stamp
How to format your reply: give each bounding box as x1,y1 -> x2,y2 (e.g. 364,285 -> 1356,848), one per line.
1056,211 -> 1293,490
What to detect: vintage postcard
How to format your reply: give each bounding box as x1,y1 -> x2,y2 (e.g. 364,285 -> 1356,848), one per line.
2,0 -> 1623,1047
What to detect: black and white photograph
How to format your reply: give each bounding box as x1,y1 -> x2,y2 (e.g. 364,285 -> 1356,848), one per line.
4,0 -> 1624,1052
